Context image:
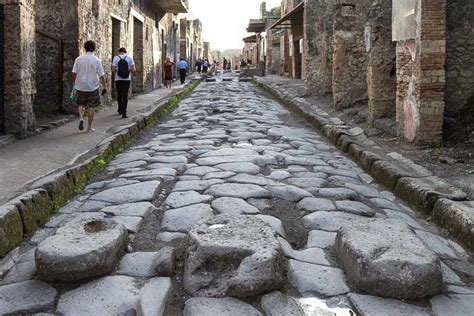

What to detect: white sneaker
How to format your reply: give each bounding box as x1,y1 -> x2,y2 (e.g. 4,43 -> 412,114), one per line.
87,127 -> 96,133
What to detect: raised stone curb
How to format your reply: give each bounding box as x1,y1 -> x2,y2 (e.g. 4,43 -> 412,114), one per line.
0,81 -> 201,257
254,78 -> 473,251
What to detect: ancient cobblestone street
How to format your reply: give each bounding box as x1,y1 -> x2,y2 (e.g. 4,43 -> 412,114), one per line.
1,80 -> 473,315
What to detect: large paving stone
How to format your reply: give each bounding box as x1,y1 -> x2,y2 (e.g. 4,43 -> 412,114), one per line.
101,202 -> 155,217
279,237 -> 330,266
184,297 -> 263,316
215,162 -> 261,174
173,179 -> 225,192
335,201 -> 376,217
165,191 -> 213,208
303,211 -> 364,232
348,293 -> 431,316
206,183 -> 270,199
287,260 -> 349,297
90,181 -> 161,204
297,198 -> 336,212
56,276 -> 140,315
335,220 -> 442,299
268,185 -> 313,202
0,280 -> 57,315
117,250 -> 174,277
200,148 -> 258,157
36,218 -> 128,282
184,215 -> 284,297
212,197 -> 260,215
137,277 -> 173,316
430,294 -> 474,316
161,204 -> 214,233
261,291 -> 305,316
307,230 -> 337,249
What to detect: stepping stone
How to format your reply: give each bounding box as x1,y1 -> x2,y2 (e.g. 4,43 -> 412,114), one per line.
278,237 -> 330,266
430,294 -> 474,315
335,201 -> 376,217
212,197 -> 260,215
138,277 -> 173,316
307,230 -> 337,249
184,215 -> 284,297
101,202 -> 155,217
261,291 -> 305,316
269,185 -> 313,202
36,218 -> 128,282
0,280 -> 57,315
206,183 -> 270,199
184,297 -> 262,316
303,211 -> 364,232
297,198 -> 336,212
216,162 -> 260,174
348,294 -> 431,316
287,259 -> 350,296
90,181 -> 161,204
165,191 -> 213,208
56,276 -> 139,315
335,220 -> 442,299
161,204 -> 214,233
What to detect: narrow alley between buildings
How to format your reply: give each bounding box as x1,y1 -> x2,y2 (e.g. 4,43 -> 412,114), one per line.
1,78 -> 472,315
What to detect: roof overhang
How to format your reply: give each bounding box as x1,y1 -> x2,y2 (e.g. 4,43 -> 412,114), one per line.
243,34 -> 258,43
247,19 -> 267,33
269,2 -> 304,30
157,0 -> 188,14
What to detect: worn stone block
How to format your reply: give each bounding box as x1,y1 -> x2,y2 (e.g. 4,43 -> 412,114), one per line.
0,204 -> 24,257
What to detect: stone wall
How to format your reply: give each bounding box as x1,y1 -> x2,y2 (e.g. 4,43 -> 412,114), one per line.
365,0 -> 396,123
304,0 -> 336,96
2,0 -> 36,138
332,0 -> 369,110
266,30 -> 281,74
445,0 -> 474,140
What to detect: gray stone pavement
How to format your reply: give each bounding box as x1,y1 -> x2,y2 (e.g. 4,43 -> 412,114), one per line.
0,85 -> 186,205
0,78 -> 472,315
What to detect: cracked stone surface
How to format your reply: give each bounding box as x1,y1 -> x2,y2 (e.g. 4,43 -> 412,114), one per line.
184,215 -> 284,297
1,80 -> 472,314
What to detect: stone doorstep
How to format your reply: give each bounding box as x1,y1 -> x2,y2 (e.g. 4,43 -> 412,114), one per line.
255,78 -> 473,251
0,81 -> 202,258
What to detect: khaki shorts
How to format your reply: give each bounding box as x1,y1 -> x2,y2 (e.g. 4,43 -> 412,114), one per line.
77,89 -> 100,108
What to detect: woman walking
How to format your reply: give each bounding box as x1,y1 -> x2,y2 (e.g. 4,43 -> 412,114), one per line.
163,57 -> 174,88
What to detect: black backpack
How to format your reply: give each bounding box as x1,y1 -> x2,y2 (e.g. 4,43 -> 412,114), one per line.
117,56 -> 130,79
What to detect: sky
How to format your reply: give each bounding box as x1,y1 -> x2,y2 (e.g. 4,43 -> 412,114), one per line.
188,0 -> 281,51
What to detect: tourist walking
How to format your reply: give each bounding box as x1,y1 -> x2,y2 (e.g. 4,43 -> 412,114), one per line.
163,57 -> 174,88
177,58 -> 188,84
223,57 -> 228,73
112,47 -> 135,118
196,58 -> 202,73
72,40 -> 106,132
202,58 -> 209,74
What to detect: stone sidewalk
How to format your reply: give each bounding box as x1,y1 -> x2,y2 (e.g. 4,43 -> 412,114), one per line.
256,75 -> 474,251
0,84 -> 189,205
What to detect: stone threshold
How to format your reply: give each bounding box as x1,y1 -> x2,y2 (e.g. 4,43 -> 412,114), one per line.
254,77 -> 473,251
0,80 -> 201,258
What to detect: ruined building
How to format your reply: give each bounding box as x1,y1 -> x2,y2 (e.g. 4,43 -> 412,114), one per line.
0,0 -> 190,139
180,18 -> 203,71
254,0 -> 473,145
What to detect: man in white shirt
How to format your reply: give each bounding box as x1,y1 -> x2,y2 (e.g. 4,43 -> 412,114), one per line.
112,47 -> 136,118
72,40 -> 107,132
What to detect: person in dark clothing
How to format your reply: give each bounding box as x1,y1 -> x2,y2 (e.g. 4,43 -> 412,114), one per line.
112,47 -> 136,118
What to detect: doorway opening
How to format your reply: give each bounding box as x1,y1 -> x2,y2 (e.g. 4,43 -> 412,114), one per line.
293,38 -> 302,79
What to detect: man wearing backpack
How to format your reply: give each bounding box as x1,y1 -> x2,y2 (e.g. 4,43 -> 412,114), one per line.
112,47 -> 136,118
